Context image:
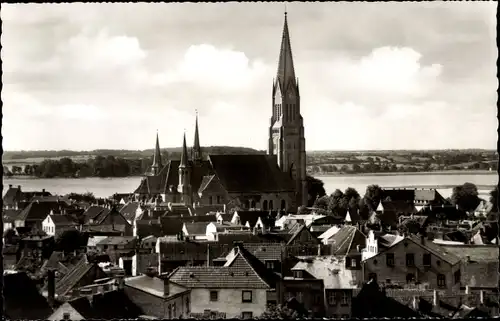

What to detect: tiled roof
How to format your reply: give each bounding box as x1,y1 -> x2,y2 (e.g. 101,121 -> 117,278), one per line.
233,211 -> 276,229
67,290 -> 143,319
378,233 -> 404,249
184,222 -> 209,235
55,255 -> 93,297
292,256 -> 363,289
17,200 -> 70,221
125,275 -> 189,299
96,236 -> 137,246
83,206 -> 110,223
328,225 -> 366,255
135,220 -> 164,238
49,214 -> 79,225
2,186 -> 22,205
208,154 -> 295,193
119,202 -> 141,221
193,205 -> 225,216
197,174 -> 216,194
318,225 -> 341,240
160,214 -> 217,235
382,189 -> 415,202
3,208 -> 22,222
407,235 -> 461,265
4,272 -> 53,320
224,244 -> 280,288
438,244 -> 498,262
216,231 -> 291,244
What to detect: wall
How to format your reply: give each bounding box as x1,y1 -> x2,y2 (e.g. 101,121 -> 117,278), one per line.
190,288 -> 267,318
47,302 -> 85,321
229,192 -> 295,212
363,239 -> 457,291
124,285 -> 189,318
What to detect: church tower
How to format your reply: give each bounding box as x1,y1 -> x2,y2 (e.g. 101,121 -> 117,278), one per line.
178,132 -> 192,205
191,111 -> 202,165
268,12 -> 308,208
150,131 -> 163,176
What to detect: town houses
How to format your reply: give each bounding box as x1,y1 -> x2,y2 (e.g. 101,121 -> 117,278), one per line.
3,10 -> 498,321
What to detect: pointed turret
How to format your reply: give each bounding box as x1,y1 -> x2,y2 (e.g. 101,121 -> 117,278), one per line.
180,131 -> 188,168
192,110 -> 202,163
151,130 -> 162,175
276,11 -> 297,93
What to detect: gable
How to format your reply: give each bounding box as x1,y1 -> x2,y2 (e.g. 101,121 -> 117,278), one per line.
288,226 -> 319,245
49,302 -> 85,321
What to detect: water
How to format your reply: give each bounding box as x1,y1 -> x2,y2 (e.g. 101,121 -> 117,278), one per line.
3,173 -> 497,199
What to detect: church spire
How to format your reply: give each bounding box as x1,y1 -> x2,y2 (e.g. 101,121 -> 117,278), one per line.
151,130 -> 162,175
192,110 -> 202,163
276,11 -> 297,92
180,131 -> 188,168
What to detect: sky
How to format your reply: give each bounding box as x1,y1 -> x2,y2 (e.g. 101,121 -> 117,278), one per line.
1,2 -> 498,152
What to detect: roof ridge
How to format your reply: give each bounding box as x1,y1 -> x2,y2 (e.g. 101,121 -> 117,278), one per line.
235,248 -> 272,288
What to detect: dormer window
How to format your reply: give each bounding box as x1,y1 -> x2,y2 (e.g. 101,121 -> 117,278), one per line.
350,258 -> 357,268
293,270 -> 303,278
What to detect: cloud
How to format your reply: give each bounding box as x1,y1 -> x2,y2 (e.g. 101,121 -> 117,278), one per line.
0,2 -> 496,151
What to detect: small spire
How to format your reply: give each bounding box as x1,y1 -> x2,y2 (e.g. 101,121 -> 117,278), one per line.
276,8 -> 296,93
180,131 -> 188,168
151,130 -> 162,175
193,111 -> 202,162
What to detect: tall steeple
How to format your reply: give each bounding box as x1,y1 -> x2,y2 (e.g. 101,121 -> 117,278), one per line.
268,11 -> 308,210
276,11 -> 297,93
192,110 -> 202,164
178,131 -> 192,205
180,131 -> 188,168
151,130 -> 162,176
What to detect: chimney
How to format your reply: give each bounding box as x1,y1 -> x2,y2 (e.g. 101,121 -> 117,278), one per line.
18,185 -> 21,190
412,296 -> 418,310
356,244 -> 361,252
433,290 -> 439,307
42,189 -> 45,193
47,269 -> 56,307
420,235 -> 425,245
163,277 -> 170,297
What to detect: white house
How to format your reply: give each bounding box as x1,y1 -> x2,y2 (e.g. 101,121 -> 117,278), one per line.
42,214 -> 78,236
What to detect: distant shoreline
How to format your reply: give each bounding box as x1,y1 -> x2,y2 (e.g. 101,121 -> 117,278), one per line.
312,170 -> 495,177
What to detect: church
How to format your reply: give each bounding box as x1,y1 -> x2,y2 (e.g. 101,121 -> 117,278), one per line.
134,13 -> 307,212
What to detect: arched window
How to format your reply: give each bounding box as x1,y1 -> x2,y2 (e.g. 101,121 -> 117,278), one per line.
269,200 -> 274,210
281,200 -> 286,210
263,200 -> 268,211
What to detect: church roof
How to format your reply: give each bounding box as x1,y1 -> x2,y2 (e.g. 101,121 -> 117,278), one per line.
208,154 -> 295,193
152,131 -> 162,170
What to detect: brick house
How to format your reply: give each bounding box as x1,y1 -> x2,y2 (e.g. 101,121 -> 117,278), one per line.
168,243 -> 280,319
362,235 -> 462,292
124,274 -> 191,319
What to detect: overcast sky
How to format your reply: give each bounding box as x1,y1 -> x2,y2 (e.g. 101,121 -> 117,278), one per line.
2,2 -> 497,152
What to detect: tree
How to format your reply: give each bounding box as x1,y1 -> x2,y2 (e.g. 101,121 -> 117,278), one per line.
489,186 -> 498,213
364,185 -> 383,211
313,195 -> 330,210
55,230 -> 87,253
305,175 -> 326,207
451,182 -> 481,213
259,304 -> 299,319
66,192 -> 96,203
328,189 -> 345,216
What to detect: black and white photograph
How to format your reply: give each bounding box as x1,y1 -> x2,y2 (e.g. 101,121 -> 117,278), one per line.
2,2 -> 498,320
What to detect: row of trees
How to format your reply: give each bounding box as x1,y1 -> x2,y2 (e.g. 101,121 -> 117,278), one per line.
19,156 -> 154,178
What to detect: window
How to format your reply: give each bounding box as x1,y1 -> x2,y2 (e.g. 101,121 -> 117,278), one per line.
63,313 -> 71,320
168,305 -> 172,319
210,290 -> 218,301
269,200 -> 274,210
406,253 -> 415,266
328,291 -> 337,306
296,291 -> 303,302
341,292 -> 349,306
242,290 -> 252,303
266,261 -> 275,270
314,292 -> 322,305
454,270 -> 461,284
423,253 -> 431,266
386,253 -> 395,266
217,195 -> 221,204
293,270 -> 303,278
114,245 -> 118,250
437,274 -> 446,288
186,296 -> 190,314
242,312 -> 253,319
350,258 -> 357,268
172,303 -> 176,317
406,273 -> 415,283
281,200 -> 286,210
263,200 -> 268,211
209,196 -> 213,205
103,245 -> 108,250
